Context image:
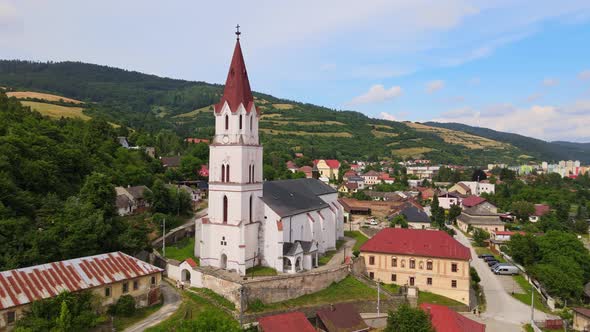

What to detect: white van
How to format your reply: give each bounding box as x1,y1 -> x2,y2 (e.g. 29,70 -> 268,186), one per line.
494,265 -> 519,275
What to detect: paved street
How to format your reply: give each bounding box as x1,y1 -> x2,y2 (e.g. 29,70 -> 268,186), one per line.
124,282 -> 182,332
452,227 -> 553,329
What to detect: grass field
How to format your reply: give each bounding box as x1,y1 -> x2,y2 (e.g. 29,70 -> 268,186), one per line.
418,290 -> 465,306
260,128 -> 353,137
189,288 -> 236,311
392,147 -> 434,158
173,104 -> 213,118
245,266 -> 278,277
510,274 -> 550,313
272,103 -> 294,109
21,101 -> 89,120
159,237 -> 198,263
405,122 -> 507,149
7,91 -> 83,104
371,129 -> 399,138
344,231 -> 369,252
247,276 -> 377,313
318,239 -> 346,265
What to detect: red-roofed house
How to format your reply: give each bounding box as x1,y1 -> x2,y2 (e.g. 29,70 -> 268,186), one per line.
185,138 -> 210,145
314,159 -> 341,180
361,228 -> 471,305
420,303 -> 485,332
299,166 -> 313,178
0,252 -> 163,329
529,204 -> 550,223
343,170 -> 357,182
286,161 -> 298,173
461,196 -> 486,208
361,170 -> 380,185
379,172 -> 395,184
257,311 -> 315,332
417,187 -> 436,201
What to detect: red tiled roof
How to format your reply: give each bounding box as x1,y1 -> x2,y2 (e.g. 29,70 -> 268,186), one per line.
0,252 -> 162,310
462,196 -> 486,207
286,161 -> 297,169
420,303 -> 485,332
316,303 -> 369,332
215,39 -> 255,114
258,311 -> 315,332
184,258 -> 198,268
533,204 -> 550,217
360,228 -> 471,260
345,182 -> 358,190
494,231 -> 525,236
185,138 -> 210,144
362,170 -> 379,177
573,307 -> 590,318
314,159 -> 340,169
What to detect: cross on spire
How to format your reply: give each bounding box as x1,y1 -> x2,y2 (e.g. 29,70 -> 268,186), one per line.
235,24 -> 241,40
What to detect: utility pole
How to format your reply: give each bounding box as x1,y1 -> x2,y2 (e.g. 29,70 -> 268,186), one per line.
239,286 -> 245,328
162,218 -> 166,258
377,281 -> 381,316
530,281 -> 535,324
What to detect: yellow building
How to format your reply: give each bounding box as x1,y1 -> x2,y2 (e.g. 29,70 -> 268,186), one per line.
0,252 -> 163,330
360,228 -> 471,306
314,159 -> 340,180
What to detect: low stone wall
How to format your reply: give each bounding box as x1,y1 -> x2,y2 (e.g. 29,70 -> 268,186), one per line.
151,222 -> 195,248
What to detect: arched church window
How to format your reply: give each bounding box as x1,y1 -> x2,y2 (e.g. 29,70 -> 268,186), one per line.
252,165 -> 255,182
226,164 -> 230,182
221,164 -> 226,182
223,196 -> 228,223
239,115 -> 243,130
250,115 -> 253,130
225,115 -> 229,130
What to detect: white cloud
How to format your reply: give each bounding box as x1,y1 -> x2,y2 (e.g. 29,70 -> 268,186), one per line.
426,80 -> 445,93
380,112 -> 397,121
348,84 -> 402,105
542,78 -> 559,87
579,70 -> 590,81
433,101 -> 590,142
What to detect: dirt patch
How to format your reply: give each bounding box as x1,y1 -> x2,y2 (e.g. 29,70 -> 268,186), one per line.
272,103 -> 295,110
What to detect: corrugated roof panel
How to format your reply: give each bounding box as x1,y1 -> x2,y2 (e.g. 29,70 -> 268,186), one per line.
0,252 -> 163,310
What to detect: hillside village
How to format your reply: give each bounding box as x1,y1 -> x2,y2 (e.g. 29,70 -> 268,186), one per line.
0,26 -> 590,332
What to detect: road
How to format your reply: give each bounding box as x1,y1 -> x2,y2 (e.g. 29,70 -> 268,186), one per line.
453,227 -> 554,328
124,282 -> 182,332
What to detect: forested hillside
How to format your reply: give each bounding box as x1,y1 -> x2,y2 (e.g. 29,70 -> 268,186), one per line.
1,60 -> 587,164
425,122 -> 590,163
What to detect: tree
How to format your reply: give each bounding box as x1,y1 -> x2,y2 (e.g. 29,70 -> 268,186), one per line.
448,204 -> 462,223
385,303 -> 434,332
145,180 -> 173,214
79,172 -> 116,218
56,300 -> 72,331
472,228 -> 489,247
430,195 -> 445,228
506,234 -> 539,266
471,169 -> 487,182
390,214 -> 408,228
511,200 -> 535,222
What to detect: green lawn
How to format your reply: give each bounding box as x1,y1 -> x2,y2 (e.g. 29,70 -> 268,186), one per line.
318,239 -> 346,266
158,237 -> 198,263
113,303 -> 162,330
245,266 -> 278,277
418,290 -> 465,307
381,283 -> 400,294
189,288 -> 236,311
344,231 -> 369,251
146,290 -> 237,331
247,276 -> 377,313
474,246 -> 505,262
510,274 -> 551,313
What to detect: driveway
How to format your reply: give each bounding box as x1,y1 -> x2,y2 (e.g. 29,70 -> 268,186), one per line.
124,282 -> 182,332
452,226 -> 553,328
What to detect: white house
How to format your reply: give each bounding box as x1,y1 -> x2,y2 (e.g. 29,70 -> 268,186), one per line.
457,181 -> 495,196
438,192 -> 462,210
195,35 -> 344,276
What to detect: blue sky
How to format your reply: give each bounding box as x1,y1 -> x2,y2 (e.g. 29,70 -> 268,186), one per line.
0,0 -> 589,142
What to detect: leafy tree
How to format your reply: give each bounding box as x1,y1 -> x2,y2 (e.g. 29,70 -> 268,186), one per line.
390,214 -> 408,228
56,300 -> 72,331
351,190 -> 371,201
385,303 -> 434,332
145,180 -> 173,214
499,168 -> 516,181
16,292 -> 100,330
430,195 -> 445,228
472,228 -> 489,247
511,200 -> 535,222
109,295 -> 136,316
471,169 -> 487,182
506,234 -> 539,266
448,204 -> 462,223
79,172 -> 116,218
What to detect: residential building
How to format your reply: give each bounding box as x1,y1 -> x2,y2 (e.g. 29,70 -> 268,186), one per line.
529,204 -> 550,223
572,307 -> 590,332
185,138 -> 210,144
346,176 -> 365,189
378,172 -> 395,184
361,228 -> 471,305
453,181 -> 495,196
438,192 -> 462,210
286,161 -> 298,173
115,185 -> 152,216
314,159 -> 341,180
406,166 -> 440,179
461,196 -> 496,211
160,156 -> 181,168
420,303 -> 485,332
395,205 -> 431,229
195,36 -> 343,276
361,170 -> 380,186
417,187 -> 436,201
257,311 -> 315,332
457,206 -> 505,234
299,166 -> 313,178
343,170 -> 357,182
448,182 -> 471,196
117,136 -> 130,148
338,182 -> 358,194
316,303 -> 369,332
0,252 -> 163,329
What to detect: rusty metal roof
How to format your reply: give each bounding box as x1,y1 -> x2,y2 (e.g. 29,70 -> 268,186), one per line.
0,252 -> 162,310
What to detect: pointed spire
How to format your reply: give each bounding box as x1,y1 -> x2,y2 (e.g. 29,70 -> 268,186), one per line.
215,30 -> 254,114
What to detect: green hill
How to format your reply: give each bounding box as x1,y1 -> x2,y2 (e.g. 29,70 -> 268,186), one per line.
1,60 -> 585,165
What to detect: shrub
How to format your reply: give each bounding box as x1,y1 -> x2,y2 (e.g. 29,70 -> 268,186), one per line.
248,299 -> 266,312
353,250 -> 360,257
109,295 -> 136,317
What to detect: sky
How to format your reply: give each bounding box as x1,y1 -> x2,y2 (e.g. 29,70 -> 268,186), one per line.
1,0 -> 589,142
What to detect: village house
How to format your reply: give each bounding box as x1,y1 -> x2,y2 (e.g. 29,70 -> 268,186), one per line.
420,303 -> 485,332
378,172 -> 395,184
396,205 -> 431,229
438,191 -> 462,209
529,204 -> 550,222
457,203 -> 505,234
342,170 -> 357,182
361,228 -> 472,306
298,165 -> 313,178
257,311 -> 315,332
451,181 -> 495,196
448,182 -> 472,196
361,170 -> 380,186
0,252 -> 163,329
160,156 -> 181,168
337,182 -> 358,194
316,303 -> 369,332
417,187 -> 436,201
346,175 -> 366,189
406,166 -> 440,180
572,307 -> 590,332
115,185 -> 152,216
314,159 -> 340,180
286,161 -> 299,173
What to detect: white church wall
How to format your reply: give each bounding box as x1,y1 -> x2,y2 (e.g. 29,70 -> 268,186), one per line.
262,207 -> 284,272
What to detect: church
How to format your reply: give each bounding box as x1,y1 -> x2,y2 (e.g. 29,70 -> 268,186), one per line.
194,30 -> 344,276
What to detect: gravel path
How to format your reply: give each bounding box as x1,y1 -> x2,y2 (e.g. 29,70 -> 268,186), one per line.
124,282 -> 182,332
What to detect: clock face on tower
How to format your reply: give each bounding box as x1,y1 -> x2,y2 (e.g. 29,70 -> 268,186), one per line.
222,136 -> 229,144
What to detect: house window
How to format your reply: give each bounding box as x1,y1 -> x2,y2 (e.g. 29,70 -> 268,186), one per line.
401,260 -> 405,268
151,276 -> 156,285
221,236 -> 227,246
6,311 -> 15,324
391,257 -> 397,267
105,287 -> 111,297
369,272 -> 374,279
122,282 -> 129,294
451,263 -> 458,272
223,196 -> 228,223
409,259 -> 415,269
133,280 -> 139,290
427,277 -> 432,285
391,274 -> 397,282
369,256 -> 375,265
221,165 -> 226,182
427,261 -> 433,270
451,280 -> 457,288
225,115 -> 229,130
239,115 -> 243,130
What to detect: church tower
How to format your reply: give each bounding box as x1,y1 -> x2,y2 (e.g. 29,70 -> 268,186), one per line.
198,28 -> 263,275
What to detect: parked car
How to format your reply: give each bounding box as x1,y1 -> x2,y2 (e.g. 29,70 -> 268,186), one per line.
369,219 -> 379,226
483,256 -> 497,262
478,254 -> 494,259
487,260 -> 499,267
490,262 -> 510,270
494,265 -> 519,275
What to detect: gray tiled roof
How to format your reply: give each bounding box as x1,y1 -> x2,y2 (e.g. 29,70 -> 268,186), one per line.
262,179 -> 334,217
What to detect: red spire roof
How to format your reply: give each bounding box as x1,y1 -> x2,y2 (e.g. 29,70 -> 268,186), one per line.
215,39 -> 255,114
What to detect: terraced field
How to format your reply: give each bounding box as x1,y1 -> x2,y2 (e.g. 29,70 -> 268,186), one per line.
7,91 -> 83,104
21,101 -> 90,120
405,122 -> 507,149
392,147 -> 434,158
260,128 -> 353,137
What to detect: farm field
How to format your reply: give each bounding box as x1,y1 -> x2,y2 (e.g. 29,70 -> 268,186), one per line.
7,91 -> 83,104
21,101 -> 90,120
